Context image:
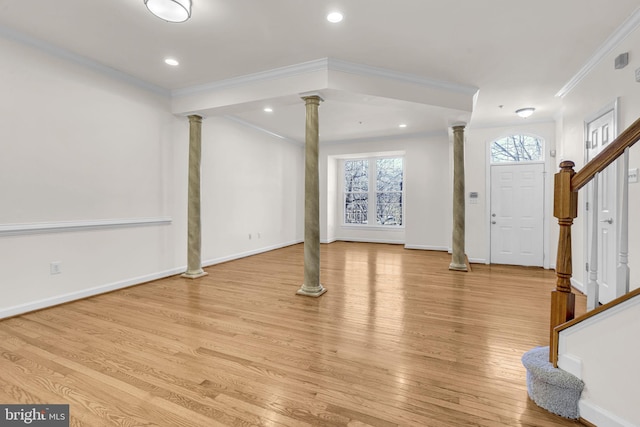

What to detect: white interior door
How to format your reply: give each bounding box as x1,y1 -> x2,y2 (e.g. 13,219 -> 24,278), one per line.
490,163 -> 544,266
586,109 -> 617,304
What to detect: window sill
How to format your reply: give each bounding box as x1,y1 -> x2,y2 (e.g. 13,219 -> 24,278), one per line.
341,225 -> 405,231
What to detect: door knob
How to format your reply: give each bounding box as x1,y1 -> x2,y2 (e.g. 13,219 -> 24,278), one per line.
491,221 -> 496,224
599,218 -> 613,224
491,213 -> 496,217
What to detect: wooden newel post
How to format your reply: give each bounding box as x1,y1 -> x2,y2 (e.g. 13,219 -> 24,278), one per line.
550,160 -> 578,363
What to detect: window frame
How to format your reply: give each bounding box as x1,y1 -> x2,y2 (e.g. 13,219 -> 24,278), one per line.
342,155 -> 405,229
490,134 -> 545,164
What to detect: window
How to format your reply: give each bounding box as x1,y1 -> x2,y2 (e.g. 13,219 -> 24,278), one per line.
490,134 -> 544,163
344,157 -> 404,226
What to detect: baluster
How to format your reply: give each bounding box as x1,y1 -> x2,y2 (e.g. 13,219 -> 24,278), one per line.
587,174 -> 599,310
550,161 -> 578,364
617,148 -> 630,295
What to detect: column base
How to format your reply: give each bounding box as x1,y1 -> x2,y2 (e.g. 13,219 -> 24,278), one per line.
449,262 -> 468,272
181,271 -> 208,279
296,284 -> 327,297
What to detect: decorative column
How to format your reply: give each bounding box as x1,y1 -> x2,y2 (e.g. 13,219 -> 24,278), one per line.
297,95 -> 327,297
449,123 -> 468,271
182,115 -> 207,279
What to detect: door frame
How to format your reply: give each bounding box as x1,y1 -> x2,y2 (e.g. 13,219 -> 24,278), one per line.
581,99 -> 619,296
485,132 -> 552,268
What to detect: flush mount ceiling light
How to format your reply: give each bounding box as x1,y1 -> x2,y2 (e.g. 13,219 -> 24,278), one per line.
516,107 -> 535,118
145,0 -> 192,23
327,12 -> 343,23
164,58 -> 179,66
399,123 -> 407,128
263,107 -> 273,113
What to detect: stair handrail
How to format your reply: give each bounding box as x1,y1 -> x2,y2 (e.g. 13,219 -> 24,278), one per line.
549,116 -> 640,366
572,116 -> 640,191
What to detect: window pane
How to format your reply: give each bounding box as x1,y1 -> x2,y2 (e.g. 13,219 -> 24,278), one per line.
344,160 -> 368,191
376,192 -> 402,225
345,193 -> 368,224
376,158 -> 403,191
490,135 -> 544,163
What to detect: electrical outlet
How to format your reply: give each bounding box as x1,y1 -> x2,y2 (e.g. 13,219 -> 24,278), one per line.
50,261 -> 62,275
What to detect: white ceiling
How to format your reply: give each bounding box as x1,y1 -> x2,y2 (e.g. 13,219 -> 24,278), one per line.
1,0 -> 638,143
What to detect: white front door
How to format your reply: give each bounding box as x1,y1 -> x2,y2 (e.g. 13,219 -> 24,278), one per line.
586,109 -> 617,304
490,163 -> 544,266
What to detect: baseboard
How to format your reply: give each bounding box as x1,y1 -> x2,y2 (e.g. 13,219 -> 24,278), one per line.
202,240 -> 303,267
403,244 -> 448,251
333,237 -> 404,245
468,257 -> 486,264
0,239 -> 304,320
557,353 -> 583,379
0,266 -> 184,320
571,277 -> 586,294
321,238 -> 338,244
579,400 -> 635,427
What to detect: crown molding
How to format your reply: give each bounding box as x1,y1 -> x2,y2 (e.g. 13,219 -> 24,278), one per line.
173,59 -> 330,97
0,24 -> 170,97
556,7 -> 640,98
327,58 -> 478,95
224,115 -> 302,146
173,57 -> 479,99
322,130 -> 448,146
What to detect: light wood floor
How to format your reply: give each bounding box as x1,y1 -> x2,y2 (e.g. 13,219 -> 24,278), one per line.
0,242 -> 586,426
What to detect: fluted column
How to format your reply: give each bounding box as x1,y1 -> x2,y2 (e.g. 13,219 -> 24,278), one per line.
182,115 -> 207,279
297,95 -> 327,297
449,124 -> 468,271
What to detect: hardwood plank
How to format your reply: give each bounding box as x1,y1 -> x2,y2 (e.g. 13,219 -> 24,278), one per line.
0,242 -> 585,426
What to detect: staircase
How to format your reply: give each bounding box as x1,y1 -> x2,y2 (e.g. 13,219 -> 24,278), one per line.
523,117 -> 640,426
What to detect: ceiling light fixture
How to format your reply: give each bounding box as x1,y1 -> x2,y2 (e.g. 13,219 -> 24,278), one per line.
263,107 -> 273,113
399,124 -> 407,128
515,107 -> 535,118
145,0 -> 192,23
164,58 -> 179,66
327,12 -> 343,23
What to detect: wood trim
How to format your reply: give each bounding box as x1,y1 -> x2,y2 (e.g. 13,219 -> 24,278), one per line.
551,287 -> 640,366
579,417 -> 597,427
572,116 -> 640,191
0,217 -> 172,237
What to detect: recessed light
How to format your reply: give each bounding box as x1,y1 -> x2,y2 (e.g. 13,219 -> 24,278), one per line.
327,12 -> 343,23
263,107 -> 273,113
399,123 -> 407,128
164,58 -> 179,66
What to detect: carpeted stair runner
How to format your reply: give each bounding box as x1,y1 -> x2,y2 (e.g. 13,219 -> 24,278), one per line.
521,346 -> 584,419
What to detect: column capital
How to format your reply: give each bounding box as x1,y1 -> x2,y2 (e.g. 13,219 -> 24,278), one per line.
188,114 -> 203,124
451,122 -> 467,130
300,92 -> 325,103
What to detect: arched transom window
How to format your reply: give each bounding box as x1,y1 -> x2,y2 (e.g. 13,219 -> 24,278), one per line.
490,134 -> 544,163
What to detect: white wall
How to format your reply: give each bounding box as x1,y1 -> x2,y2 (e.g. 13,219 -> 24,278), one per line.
465,122 -> 557,266
199,117 -> 304,263
319,135 -> 451,250
558,296 -> 640,427
0,36 -> 304,318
